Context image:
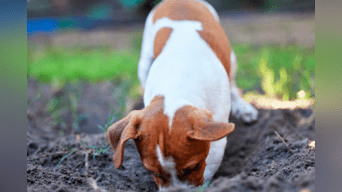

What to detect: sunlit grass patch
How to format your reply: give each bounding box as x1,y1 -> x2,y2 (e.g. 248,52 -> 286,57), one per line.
233,44 -> 315,100
243,91 -> 314,109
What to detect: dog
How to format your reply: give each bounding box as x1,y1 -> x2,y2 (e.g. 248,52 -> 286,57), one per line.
107,0 -> 258,190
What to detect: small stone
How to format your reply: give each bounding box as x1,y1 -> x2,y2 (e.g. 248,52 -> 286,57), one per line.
308,141 -> 315,148
300,138 -> 308,144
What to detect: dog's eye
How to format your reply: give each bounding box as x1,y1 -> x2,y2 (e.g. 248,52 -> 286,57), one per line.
181,163 -> 199,177
183,168 -> 192,176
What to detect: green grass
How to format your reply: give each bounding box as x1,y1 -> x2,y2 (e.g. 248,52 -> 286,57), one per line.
28,37 -> 315,101
233,44 -> 315,100
28,45 -> 141,99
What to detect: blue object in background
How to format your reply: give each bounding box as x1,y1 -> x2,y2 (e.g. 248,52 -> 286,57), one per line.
27,17 -> 115,36
27,18 -> 58,35
27,15 -> 145,36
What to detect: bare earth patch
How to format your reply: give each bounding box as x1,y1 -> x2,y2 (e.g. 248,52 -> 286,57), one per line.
27,80 -> 314,192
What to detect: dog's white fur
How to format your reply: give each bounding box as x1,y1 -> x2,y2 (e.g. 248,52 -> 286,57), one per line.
156,145 -> 191,189
138,0 -> 258,189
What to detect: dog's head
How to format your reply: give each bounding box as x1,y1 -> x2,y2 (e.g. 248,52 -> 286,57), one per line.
107,96 -> 234,189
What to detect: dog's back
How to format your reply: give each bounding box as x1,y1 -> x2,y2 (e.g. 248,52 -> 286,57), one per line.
152,0 -> 232,80
141,0 -> 232,121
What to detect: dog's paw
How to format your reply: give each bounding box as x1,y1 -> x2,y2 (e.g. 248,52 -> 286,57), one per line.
231,99 -> 258,123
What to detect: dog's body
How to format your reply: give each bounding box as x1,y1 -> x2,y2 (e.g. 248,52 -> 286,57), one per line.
107,0 -> 258,190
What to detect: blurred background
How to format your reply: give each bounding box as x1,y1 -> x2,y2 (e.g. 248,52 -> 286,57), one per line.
27,0 -> 315,134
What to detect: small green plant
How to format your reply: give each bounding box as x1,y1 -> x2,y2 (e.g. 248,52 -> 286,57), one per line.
275,66 -> 290,101
55,146 -> 79,169
46,97 -> 68,130
55,140 -> 110,169
97,114 -> 116,134
73,114 -> 88,133
259,50 -> 292,100
81,140 -> 110,162
55,112 -> 116,169
259,50 -> 276,98
44,82 -> 86,133
107,78 -> 132,120
89,144 -> 111,162
68,85 -> 86,132
117,78 -> 131,118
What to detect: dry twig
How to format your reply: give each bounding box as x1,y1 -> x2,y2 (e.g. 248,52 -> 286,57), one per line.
87,177 -> 108,192
274,131 -> 294,154
83,150 -> 109,192
84,150 -> 90,177
72,161 -> 84,171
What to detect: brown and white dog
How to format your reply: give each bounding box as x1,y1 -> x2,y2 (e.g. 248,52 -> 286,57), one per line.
107,0 -> 258,190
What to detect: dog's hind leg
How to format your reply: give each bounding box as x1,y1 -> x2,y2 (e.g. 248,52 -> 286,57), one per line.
138,11 -> 155,90
230,50 -> 258,123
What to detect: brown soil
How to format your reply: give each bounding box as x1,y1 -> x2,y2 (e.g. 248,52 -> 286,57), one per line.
27,79 -> 315,192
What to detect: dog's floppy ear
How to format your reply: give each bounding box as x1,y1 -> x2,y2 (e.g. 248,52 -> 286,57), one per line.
186,108 -> 235,141
107,110 -> 142,168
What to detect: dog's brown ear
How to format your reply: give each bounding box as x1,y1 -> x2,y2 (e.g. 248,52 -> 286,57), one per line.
186,108 -> 235,141
107,110 -> 142,168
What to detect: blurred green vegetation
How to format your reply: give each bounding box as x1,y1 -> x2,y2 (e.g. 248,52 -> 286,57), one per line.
28,33 -> 314,102
28,44 -> 141,100
233,44 -> 315,100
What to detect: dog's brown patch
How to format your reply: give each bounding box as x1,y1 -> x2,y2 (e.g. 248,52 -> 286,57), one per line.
152,0 -> 232,81
154,27 -> 173,59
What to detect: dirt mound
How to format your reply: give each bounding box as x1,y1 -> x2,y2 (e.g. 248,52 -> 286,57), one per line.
206,109 -> 315,192
27,80 -> 315,192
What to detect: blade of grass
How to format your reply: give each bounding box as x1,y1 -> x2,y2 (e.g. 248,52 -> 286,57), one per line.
73,114 -> 88,132
27,93 -> 41,110
81,140 -> 87,147
55,151 -> 73,169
